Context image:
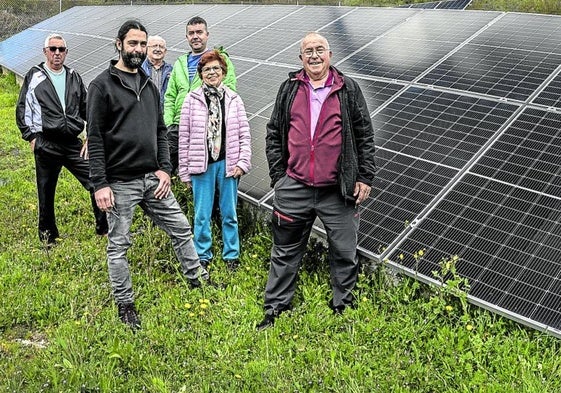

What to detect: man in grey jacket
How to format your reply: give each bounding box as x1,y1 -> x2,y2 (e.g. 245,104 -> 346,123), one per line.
15,33 -> 107,246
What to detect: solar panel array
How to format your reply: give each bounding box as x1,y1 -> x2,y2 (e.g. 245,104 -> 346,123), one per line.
1,4 -> 560,338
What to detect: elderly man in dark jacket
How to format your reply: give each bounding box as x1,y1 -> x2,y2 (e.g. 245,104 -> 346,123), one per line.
15,33 -> 107,246
257,32 -> 376,330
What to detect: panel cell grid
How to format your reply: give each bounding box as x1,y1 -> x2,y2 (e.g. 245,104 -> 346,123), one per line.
419,44 -> 561,101
471,108 -> 561,197
358,149 -> 458,253
240,115 -> 271,202
470,12 -> 561,54
533,73 -> 561,109
375,87 -> 518,169
236,64 -> 290,116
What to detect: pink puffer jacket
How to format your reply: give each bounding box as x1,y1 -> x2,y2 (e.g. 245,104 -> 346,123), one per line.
178,84 -> 252,182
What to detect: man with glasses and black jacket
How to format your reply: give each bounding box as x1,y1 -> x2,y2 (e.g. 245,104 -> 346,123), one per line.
16,33 -> 108,247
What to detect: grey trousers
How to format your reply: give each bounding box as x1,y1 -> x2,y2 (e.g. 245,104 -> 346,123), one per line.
106,173 -> 207,304
263,175 -> 360,313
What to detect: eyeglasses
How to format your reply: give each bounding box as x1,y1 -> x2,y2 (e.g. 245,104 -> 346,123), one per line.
201,66 -> 222,74
301,47 -> 329,58
46,46 -> 67,53
148,44 -> 166,50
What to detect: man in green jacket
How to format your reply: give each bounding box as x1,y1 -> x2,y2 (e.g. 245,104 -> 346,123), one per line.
164,16 -> 237,174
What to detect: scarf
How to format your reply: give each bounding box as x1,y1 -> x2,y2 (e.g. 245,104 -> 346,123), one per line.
203,83 -> 225,161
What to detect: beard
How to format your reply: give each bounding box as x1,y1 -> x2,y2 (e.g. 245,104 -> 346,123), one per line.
121,50 -> 146,69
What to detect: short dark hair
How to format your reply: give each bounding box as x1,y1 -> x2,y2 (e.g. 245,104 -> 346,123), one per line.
116,20 -> 148,50
187,16 -> 207,28
197,49 -> 228,78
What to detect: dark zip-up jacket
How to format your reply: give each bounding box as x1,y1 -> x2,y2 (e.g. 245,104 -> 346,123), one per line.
265,66 -> 376,202
141,58 -> 173,112
16,62 -> 87,143
87,61 -> 172,191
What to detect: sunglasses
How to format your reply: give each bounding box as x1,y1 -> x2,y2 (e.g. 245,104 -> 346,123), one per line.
46,46 -> 67,53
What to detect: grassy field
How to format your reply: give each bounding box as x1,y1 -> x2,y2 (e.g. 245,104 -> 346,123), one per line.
2,3 -> 561,392
1,67 -> 561,392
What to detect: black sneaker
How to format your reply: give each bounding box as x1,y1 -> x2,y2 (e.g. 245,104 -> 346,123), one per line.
329,299 -> 356,315
256,313 -> 276,331
189,278 -> 202,289
188,277 -> 222,289
225,259 -> 240,271
117,302 -> 141,331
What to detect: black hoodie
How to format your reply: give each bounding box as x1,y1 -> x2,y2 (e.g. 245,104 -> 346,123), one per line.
87,60 -> 172,191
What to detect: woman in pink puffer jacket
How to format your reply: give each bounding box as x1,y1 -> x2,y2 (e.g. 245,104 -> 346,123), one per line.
178,49 -> 251,272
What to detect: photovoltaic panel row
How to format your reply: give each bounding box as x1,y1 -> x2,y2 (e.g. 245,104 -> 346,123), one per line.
358,87 -> 519,256
337,11 -> 499,81
436,0 -> 472,9
267,8 -> 419,65
384,106 -> 561,333
390,174 -> 561,330
419,13 -> 561,101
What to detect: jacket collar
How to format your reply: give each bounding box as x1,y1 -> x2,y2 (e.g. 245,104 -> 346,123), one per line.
290,66 -> 344,90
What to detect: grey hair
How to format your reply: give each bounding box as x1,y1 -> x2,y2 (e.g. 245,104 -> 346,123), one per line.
148,35 -> 166,47
44,33 -> 67,48
299,32 -> 329,53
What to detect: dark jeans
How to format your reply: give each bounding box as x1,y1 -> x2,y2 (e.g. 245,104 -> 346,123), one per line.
33,135 -> 107,243
263,175 -> 360,312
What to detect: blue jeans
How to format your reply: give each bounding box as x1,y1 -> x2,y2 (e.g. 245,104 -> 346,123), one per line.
264,175 -> 360,312
106,173 -> 207,304
191,160 -> 240,261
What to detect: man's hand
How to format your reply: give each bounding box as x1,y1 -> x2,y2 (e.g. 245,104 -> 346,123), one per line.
154,170 -> 171,199
29,139 -> 36,152
95,187 -> 114,212
353,182 -> 371,206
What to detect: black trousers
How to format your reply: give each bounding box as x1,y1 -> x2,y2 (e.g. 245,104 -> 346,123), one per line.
33,135 -> 107,243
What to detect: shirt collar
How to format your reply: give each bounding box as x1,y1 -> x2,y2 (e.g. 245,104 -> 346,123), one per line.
304,69 -> 334,89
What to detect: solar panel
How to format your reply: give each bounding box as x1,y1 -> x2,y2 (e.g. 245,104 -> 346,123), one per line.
359,87 -> 518,254
1,4 -> 561,338
240,115 -> 272,203
337,11 -> 499,81
419,13 -> 561,101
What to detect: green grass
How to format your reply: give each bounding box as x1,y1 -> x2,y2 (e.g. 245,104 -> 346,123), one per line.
1,66 -> 561,392
469,0 -> 561,14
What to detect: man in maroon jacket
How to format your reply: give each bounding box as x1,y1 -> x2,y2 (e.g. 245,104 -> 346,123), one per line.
257,32 -> 376,330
